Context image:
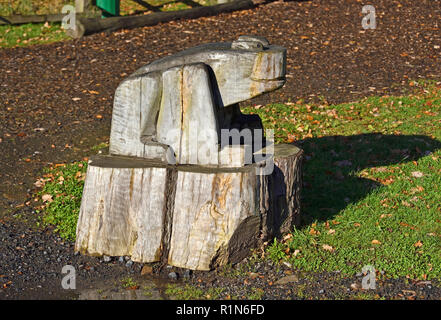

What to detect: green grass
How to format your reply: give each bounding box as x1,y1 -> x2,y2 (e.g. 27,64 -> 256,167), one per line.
0,0 -> 213,16
37,161 -> 87,241
0,0 -> 213,22
0,22 -> 68,48
165,283 -> 225,300
247,287 -> 265,300
244,80 -> 441,280
119,0 -> 216,14
0,0 -> 213,49
35,80 -> 441,281
121,277 -> 138,288
0,0 -> 73,16
91,142 -> 109,153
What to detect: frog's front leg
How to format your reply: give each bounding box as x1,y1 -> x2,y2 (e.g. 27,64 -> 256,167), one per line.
111,63 -> 225,165
154,63 -> 220,165
109,71 -> 166,159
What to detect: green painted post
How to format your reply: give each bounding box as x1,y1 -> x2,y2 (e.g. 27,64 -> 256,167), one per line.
96,0 -> 120,18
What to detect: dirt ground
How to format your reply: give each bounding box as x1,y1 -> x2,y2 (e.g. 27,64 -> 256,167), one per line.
0,0 -> 440,299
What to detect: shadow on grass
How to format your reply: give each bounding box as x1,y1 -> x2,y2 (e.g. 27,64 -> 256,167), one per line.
295,133 -> 441,226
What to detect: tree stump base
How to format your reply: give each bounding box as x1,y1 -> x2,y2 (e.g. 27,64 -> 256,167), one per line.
75,144 -> 303,270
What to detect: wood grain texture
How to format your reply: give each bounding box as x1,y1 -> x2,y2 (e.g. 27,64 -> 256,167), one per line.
108,37 -> 286,167
168,168 -> 259,270
75,143 -> 303,270
75,162 -> 168,262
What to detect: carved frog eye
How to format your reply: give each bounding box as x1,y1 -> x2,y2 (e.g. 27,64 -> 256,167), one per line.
231,35 -> 269,51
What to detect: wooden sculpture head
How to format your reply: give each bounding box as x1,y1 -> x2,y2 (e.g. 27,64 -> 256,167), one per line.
134,35 -> 286,107
109,36 -> 286,165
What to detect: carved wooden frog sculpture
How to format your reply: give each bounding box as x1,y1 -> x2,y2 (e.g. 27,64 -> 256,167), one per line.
109,35 -> 286,165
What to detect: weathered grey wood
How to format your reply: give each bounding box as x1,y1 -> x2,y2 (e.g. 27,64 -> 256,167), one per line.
136,36 -> 286,108
265,144 -> 303,238
76,36 -> 301,270
109,36 -> 286,166
0,9 -> 97,26
75,143 -> 302,270
75,0 -> 93,13
75,158 -> 168,261
167,167 -> 260,270
0,13 -> 66,25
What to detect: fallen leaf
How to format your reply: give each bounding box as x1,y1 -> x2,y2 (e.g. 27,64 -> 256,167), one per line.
322,244 -> 334,252
34,179 -> 45,188
42,194 -> 53,203
283,233 -> 292,241
411,171 -> 424,178
414,241 -> 423,248
350,283 -> 359,290
127,285 -> 139,290
275,275 -> 299,285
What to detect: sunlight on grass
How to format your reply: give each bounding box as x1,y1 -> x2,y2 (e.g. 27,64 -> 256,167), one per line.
0,0 -> 74,16
0,22 -> 68,48
35,80 -> 441,280
249,80 -> 441,280
36,161 -> 87,241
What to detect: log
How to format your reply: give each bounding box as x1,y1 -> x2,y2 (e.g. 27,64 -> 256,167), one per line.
75,144 -> 303,270
0,13 -> 68,25
67,0 -> 260,38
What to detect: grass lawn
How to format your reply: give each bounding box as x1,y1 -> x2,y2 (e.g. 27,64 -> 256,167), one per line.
36,160 -> 88,240
244,80 -> 441,280
0,0 -> 213,48
0,1 -> 74,16
119,0 -> 217,14
0,0 -> 213,16
36,80 -> 441,281
0,22 -> 68,48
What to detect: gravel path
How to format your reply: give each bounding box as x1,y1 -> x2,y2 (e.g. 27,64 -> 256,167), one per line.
0,0 -> 440,299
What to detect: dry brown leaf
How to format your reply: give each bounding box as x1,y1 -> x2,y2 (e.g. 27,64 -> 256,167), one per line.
411,171 -> 424,178
42,194 -> 53,203
414,241 -> 423,248
322,244 -> 334,252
